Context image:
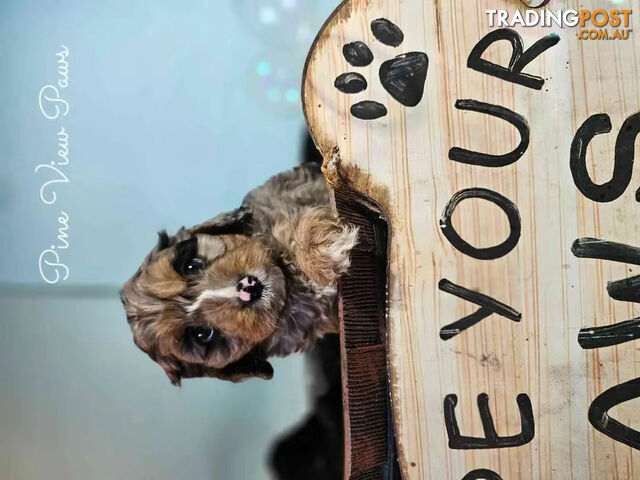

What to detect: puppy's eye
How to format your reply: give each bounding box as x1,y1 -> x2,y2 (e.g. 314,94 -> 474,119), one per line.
184,257 -> 205,277
187,326 -> 216,344
172,238 -> 206,278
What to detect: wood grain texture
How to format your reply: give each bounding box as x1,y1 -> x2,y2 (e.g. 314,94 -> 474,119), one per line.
303,0 -> 640,478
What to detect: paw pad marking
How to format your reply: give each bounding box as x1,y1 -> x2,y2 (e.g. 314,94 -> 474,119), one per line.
371,18 -> 404,47
350,101 -> 387,120
335,72 -> 368,94
335,18 -> 429,120
379,52 -> 428,107
342,41 -> 374,67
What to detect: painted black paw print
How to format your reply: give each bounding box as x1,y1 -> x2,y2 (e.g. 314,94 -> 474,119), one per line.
334,18 -> 429,120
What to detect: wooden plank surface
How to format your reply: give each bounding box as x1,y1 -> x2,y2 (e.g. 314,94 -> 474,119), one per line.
303,1 -> 640,478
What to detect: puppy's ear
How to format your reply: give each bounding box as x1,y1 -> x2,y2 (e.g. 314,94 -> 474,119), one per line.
216,354 -> 274,382
157,354 -> 274,386
191,206 -> 252,236
157,356 -> 185,386
156,230 -> 171,251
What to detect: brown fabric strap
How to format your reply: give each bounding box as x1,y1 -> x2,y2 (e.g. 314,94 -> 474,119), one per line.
334,180 -> 400,480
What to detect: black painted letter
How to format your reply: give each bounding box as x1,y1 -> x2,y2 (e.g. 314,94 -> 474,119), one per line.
572,237 -> 640,348
439,279 -> 521,340
589,377 -> 640,450
467,28 -> 560,90
449,99 -> 529,167
440,188 -> 521,260
570,112 -> 640,203
572,237 -> 640,266
444,393 -> 535,449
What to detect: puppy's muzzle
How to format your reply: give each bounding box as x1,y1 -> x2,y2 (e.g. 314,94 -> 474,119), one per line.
236,275 -> 264,303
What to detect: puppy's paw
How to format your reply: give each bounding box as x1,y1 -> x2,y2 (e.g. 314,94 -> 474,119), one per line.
323,223 -> 359,276
294,207 -> 358,287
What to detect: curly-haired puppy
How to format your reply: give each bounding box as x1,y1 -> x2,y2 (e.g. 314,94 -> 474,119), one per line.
120,162 -> 357,385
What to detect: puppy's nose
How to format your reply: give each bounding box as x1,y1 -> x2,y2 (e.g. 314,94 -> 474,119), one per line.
237,275 -> 263,303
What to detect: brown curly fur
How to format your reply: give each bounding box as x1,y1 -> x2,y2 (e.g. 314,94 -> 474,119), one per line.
120,164 -> 357,385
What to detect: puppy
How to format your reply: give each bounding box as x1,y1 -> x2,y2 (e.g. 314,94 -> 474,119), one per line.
120,161 -> 357,385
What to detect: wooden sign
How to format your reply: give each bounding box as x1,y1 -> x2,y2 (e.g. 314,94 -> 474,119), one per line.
302,0 -> 640,479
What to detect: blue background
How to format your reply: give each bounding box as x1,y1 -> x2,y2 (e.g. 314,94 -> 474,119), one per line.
0,1 -> 340,479
1,0 -> 337,285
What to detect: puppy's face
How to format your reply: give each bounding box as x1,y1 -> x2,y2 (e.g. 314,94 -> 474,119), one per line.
121,210 -> 286,384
